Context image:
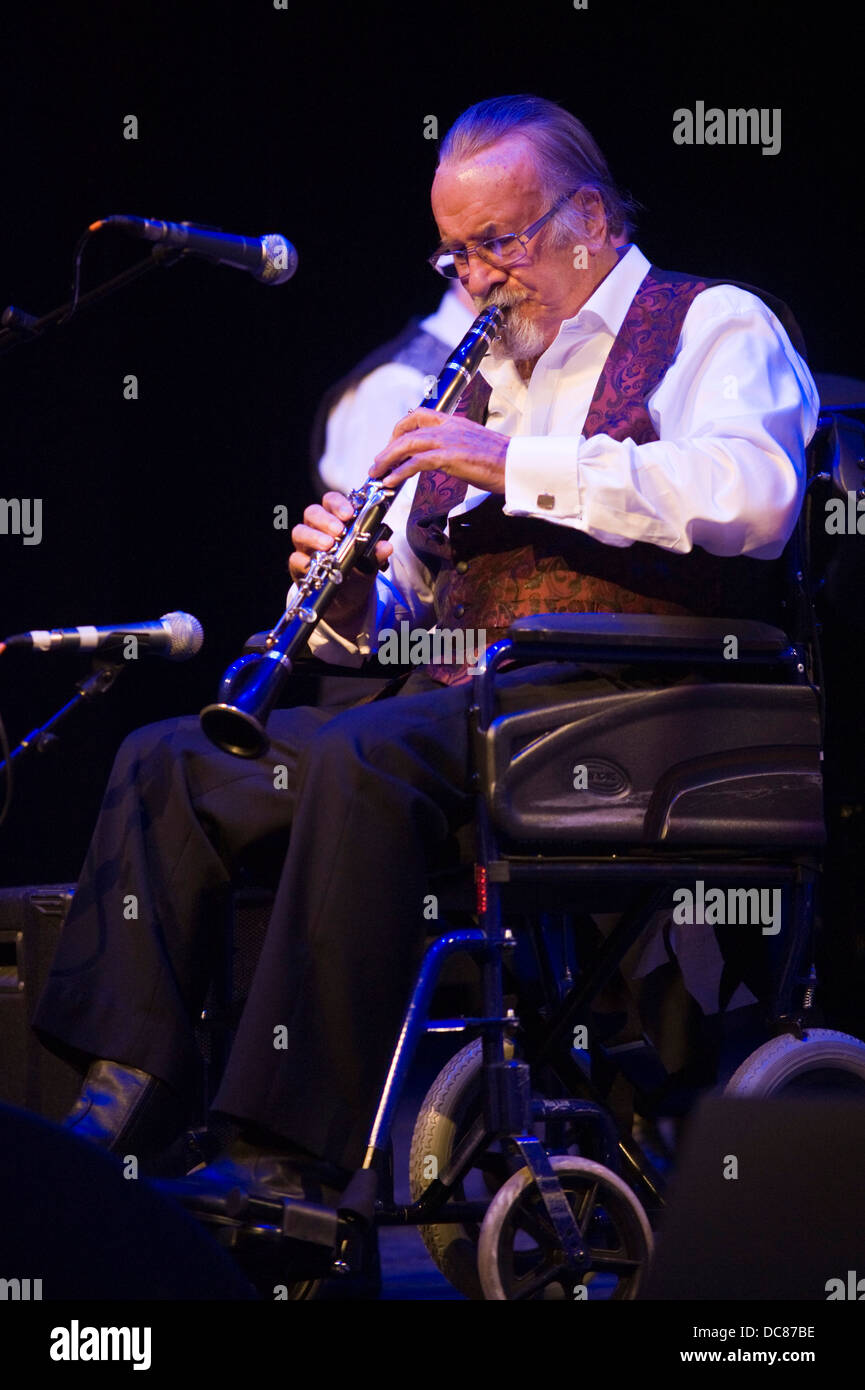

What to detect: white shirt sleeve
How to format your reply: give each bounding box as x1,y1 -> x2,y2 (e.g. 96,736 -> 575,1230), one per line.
503,285 -> 820,560
294,361 -> 436,666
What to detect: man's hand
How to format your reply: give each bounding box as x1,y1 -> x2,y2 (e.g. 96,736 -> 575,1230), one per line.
368,408 -> 509,492
289,491 -> 393,629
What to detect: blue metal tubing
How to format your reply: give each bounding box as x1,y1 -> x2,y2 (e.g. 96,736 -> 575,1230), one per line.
363,928 -> 490,1165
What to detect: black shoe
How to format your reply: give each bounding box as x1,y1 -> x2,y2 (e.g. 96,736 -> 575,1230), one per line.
63,1059 -> 187,1159
184,1135 -> 351,1206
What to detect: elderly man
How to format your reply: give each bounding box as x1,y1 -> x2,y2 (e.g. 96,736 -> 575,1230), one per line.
33,94 -> 818,1200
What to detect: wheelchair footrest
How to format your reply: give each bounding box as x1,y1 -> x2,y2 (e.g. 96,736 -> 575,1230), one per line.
148,1177 -> 340,1263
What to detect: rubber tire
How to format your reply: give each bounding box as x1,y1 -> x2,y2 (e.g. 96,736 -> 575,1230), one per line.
409,1038 -> 514,1301
724,1028 -> 865,1097
477,1155 -> 654,1300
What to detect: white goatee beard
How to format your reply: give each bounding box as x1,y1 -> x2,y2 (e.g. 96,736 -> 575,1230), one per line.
483,298 -> 549,362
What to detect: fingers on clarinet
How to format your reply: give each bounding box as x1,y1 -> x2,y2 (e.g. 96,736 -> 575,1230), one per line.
292,523 -> 338,552
321,492 -> 354,522
374,540 -> 393,567
304,505 -> 346,537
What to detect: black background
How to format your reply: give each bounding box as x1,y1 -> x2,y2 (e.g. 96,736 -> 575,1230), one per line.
0,0 -> 861,905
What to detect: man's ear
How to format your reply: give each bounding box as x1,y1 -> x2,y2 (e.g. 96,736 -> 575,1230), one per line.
575,187 -> 609,252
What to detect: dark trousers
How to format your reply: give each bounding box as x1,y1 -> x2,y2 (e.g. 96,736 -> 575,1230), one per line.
33,661 -> 701,1170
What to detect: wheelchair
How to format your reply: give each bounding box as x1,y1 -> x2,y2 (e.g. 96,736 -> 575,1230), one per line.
157,381 -> 865,1300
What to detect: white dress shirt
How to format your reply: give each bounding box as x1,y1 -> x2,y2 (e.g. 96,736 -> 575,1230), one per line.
306,244 -> 820,665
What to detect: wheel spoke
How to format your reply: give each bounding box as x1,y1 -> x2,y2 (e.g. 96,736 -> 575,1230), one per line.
586,1251 -> 641,1272
510,1260 -> 566,1301
514,1200 -> 558,1248
576,1180 -> 599,1234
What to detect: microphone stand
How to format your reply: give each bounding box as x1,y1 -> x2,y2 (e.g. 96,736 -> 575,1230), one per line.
0,245 -> 184,357
0,656 -> 127,778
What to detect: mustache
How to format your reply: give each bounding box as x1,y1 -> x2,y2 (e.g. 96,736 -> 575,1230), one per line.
474,287 -> 530,314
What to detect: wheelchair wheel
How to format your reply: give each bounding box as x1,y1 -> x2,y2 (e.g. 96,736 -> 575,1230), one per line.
724,1028 -> 865,1098
477,1155 -> 653,1300
409,1038 -> 600,1299
409,1038 -> 518,1300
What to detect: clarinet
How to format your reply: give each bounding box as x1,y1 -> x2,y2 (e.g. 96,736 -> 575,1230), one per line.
200,304 -> 504,757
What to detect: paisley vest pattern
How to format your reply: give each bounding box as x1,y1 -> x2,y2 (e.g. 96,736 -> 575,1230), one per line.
405,266 -> 804,684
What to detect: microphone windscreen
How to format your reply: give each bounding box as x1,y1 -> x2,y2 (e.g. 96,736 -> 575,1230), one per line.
259,234 -> 298,285
160,611 -> 204,660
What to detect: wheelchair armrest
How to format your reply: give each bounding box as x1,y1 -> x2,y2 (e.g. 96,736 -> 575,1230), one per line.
503,613 -> 792,663
472,614 -> 804,736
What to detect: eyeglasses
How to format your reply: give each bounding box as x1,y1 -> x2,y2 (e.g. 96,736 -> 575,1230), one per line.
428,189 -> 579,280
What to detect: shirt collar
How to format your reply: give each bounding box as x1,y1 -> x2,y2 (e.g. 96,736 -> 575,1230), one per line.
565,242 -> 650,336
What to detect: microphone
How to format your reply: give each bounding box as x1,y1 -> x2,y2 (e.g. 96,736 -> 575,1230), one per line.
2,612 -> 204,661
92,216 -> 298,285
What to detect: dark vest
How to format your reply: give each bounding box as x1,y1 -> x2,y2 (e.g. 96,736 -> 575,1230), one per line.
406,266 -> 807,684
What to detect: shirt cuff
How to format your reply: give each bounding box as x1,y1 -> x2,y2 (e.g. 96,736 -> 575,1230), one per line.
503,435 -> 585,521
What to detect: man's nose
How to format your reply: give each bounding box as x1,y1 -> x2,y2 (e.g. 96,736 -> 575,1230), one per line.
464,253 -> 508,300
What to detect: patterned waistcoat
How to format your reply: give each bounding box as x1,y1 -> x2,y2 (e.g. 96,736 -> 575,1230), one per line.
405,266 -> 805,684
